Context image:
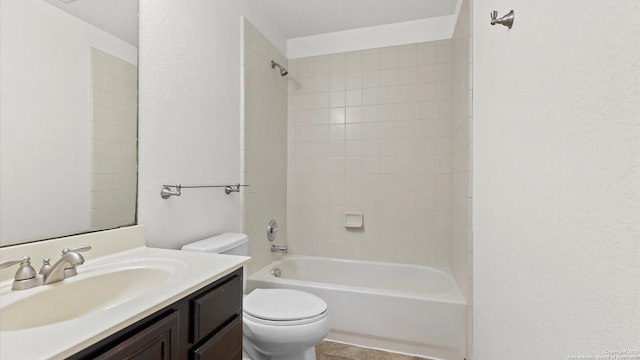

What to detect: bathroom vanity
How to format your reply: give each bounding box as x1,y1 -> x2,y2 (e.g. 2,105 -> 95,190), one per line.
0,226 -> 249,359
69,268 -> 243,360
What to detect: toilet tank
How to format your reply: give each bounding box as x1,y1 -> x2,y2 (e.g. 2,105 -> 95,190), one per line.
182,233 -> 250,292
181,233 -> 249,256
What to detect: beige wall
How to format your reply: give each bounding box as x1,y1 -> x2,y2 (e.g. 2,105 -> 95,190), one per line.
287,41 -> 453,266
242,20 -> 289,274
450,0 -> 473,357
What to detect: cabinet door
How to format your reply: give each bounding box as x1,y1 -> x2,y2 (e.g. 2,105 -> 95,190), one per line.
94,311 -> 179,360
192,316 -> 242,360
191,275 -> 242,344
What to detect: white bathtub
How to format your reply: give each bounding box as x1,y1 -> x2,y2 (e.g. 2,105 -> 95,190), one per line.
247,255 -> 466,360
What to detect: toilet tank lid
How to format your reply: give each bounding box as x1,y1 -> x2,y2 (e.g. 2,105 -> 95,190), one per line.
181,233 -> 248,253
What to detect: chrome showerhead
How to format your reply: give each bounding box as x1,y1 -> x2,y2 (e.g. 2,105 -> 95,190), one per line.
271,60 -> 288,76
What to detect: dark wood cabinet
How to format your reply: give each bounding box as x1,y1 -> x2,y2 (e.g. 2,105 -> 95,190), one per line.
191,275 -> 242,344
191,317 -> 242,360
68,269 -> 243,360
94,311 -> 179,360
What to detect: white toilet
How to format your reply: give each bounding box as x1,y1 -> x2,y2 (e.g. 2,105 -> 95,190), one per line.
182,233 -> 330,360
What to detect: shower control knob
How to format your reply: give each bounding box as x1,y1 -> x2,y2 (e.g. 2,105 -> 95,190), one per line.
267,220 -> 278,242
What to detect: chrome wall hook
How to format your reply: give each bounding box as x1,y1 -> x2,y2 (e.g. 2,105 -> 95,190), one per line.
491,10 -> 514,29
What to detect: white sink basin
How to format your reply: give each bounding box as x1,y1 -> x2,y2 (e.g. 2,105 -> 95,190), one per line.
0,258 -> 186,331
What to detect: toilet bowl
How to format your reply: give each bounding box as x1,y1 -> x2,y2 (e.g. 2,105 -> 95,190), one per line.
182,233 -> 330,360
243,288 -> 329,360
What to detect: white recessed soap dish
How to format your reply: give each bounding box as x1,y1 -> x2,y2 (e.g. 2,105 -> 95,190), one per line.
344,212 -> 363,228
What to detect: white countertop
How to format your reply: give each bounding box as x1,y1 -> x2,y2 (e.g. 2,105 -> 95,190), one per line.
0,227 -> 250,360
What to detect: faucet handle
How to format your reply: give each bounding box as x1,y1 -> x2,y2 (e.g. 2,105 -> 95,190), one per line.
0,256 -> 28,268
63,245 -> 92,254
0,256 -> 44,290
0,256 -> 36,280
61,245 -> 91,278
61,245 -> 92,264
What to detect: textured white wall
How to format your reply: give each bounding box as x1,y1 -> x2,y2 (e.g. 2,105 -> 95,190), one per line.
473,0 -> 640,358
0,0 -> 136,245
138,1 -> 287,249
138,0 -> 244,248
450,0 -> 473,357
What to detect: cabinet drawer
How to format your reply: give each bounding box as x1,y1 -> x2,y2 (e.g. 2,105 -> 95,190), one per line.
192,316 -> 242,360
191,274 -> 242,343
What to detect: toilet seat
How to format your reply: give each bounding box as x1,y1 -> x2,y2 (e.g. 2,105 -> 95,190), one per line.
244,310 -> 328,326
243,289 -> 327,325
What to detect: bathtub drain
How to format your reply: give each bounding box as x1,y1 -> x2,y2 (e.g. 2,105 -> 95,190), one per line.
270,268 -> 282,277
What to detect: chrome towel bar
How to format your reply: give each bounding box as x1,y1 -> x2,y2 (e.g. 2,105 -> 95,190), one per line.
160,183 -> 249,199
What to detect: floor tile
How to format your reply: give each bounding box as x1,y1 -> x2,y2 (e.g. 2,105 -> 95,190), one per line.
317,354 -> 353,360
316,341 -> 431,360
316,341 -> 363,359
362,348 -> 418,360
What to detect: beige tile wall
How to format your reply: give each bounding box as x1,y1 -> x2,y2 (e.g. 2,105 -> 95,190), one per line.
90,48 -> 137,231
242,20 -> 289,274
451,0 -> 474,357
287,41 -> 453,266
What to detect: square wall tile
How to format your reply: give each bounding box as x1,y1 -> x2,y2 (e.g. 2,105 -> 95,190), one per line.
346,51 -> 363,73
380,46 -> 398,69
362,88 -> 380,105
330,90 -> 346,108
362,49 -> 380,71
362,71 -> 380,88
346,90 -> 362,107
346,73 -> 362,90
397,44 -> 417,67
346,107 -> 362,123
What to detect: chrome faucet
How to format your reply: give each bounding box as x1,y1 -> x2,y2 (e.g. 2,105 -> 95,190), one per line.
0,245 -> 92,290
41,246 -> 92,285
270,244 -> 288,254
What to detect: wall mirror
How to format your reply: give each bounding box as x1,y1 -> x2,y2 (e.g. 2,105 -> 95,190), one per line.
0,0 -> 139,246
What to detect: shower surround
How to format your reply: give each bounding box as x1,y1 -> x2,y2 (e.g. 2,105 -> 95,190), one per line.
287,40 -> 454,267
240,10 -> 473,360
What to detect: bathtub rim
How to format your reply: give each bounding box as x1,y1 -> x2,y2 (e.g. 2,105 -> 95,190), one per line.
248,255 -> 466,306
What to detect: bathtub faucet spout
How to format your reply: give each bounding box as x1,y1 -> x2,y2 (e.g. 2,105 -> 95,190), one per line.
271,244 -> 288,254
